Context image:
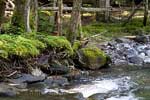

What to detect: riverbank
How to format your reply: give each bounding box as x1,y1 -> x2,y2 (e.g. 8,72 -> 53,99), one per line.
0,34 -> 149,100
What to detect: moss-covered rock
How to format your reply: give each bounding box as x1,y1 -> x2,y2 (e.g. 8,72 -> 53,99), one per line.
72,40 -> 82,52
38,35 -> 74,57
78,47 -> 107,70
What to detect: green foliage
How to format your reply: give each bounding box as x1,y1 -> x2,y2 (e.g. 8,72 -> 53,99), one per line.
38,11 -> 54,33
72,40 -> 82,51
0,33 -> 74,59
0,34 -> 45,58
82,18 -> 150,40
82,47 -> 106,62
39,35 -> 74,56
79,47 -> 107,69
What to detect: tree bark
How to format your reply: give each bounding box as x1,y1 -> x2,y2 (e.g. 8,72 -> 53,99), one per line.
67,0 -> 82,44
143,0 -> 148,26
122,4 -> 141,26
25,0 -> 32,32
105,0 -> 110,22
32,0 -> 38,31
0,0 -> 6,32
54,0 -> 63,35
12,0 -> 32,32
57,0 -> 63,36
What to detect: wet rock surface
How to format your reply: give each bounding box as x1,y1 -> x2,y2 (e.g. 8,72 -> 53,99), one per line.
0,83 -> 19,97
99,35 -> 150,66
8,74 -> 46,85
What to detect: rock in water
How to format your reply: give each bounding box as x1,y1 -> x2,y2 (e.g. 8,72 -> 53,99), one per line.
8,74 -> 46,84
134,35 -> 150,43
128,56 -> 143,65
41,64 -> 70,75
0,83 -> 19,97
78,47 -> 107,70
44,76 -> 69,88
115,38 -> 130,43
144,58 -> 150,64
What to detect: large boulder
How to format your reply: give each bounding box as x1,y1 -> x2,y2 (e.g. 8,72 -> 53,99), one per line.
78,47 -> 108,70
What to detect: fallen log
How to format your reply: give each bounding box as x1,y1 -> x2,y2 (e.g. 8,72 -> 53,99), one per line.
39,7 -> 112,12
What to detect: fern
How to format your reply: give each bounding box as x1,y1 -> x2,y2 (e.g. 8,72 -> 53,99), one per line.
0,34 -> 73,59
39,36 -> 74,56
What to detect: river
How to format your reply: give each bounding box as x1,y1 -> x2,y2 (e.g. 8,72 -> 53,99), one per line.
0,66 -> 149,100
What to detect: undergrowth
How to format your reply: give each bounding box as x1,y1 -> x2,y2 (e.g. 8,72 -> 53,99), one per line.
0,33 -> 73,59
82,18 -> 150,40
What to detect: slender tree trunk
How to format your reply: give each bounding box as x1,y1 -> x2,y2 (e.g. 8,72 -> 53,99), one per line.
122,4 -> 141,26
12,0 -> 25,29
25,0 -> 32,32
67,0 -> 82,44
0,0 -> 6,32
32,0 -> 38,31
143,0 -> 148,26
105,0 -> 110,22
54,0 -> 58,32
12,0 -> 32,32
57,0 -> 63,36
96,0 -> 102,22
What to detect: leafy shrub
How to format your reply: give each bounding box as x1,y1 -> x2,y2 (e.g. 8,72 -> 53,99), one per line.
38,35 -> 74,56
38,11 -> 54,33
0,34 -> 45,58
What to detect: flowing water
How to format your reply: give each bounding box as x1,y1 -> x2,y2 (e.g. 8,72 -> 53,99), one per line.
0,66 -> 149,100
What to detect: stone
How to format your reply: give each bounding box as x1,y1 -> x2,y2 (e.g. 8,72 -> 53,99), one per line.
126,48 -> 138,58
134,35 -> 150,43
8,82 -> 27,89
123,43 -> 131,48
144,58 -> 150,64
115,38 -> 130,43
138,53 -> 146,59
102,37 -> 150,66
9,74 -> 46,84
114,59 -> 128,65
31,68 -> 46,77
78,47 -> 107,70
0,83 -> 19,97
136,45 -> 147,52
41,64 -> 70,75
44,76 -> 69,88
146,50 -> 150,57
128,56 -> 143,65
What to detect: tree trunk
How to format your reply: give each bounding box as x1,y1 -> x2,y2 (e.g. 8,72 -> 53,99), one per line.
96,0 -> 106,22
0,0 -> 5,32
25,0 -> 32,32
32,0 -> 38,31
54,0 -> 63,35
67,0 -> 82,44
57,0 -> 63,36
12,0 -> 32,32
105,0 -> 110,22
122,4 -> 141,26
143,0 -> 148,26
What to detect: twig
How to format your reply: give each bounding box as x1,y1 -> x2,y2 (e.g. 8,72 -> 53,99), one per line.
7,71 -> 17,77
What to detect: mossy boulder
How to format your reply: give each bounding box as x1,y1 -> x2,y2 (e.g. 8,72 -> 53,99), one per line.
78,47 -> 107,70
72,40 -> 82,51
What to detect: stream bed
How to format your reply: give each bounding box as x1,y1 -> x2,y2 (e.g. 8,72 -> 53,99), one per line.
0,66 -> 149,100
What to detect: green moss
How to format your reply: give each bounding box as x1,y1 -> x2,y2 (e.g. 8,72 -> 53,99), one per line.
72,40 -> 82,51
80,47 -> 107,69
82,18 -> 150,40
82,47 -> 106,63
0,34 -> 45,58
11,0 -> 26,31
0,32 -> 75,59
38,35 -> 74,56
38,11 -> 54,33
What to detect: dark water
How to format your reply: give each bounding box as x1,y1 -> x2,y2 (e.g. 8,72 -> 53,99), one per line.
0,67 -> 149,100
